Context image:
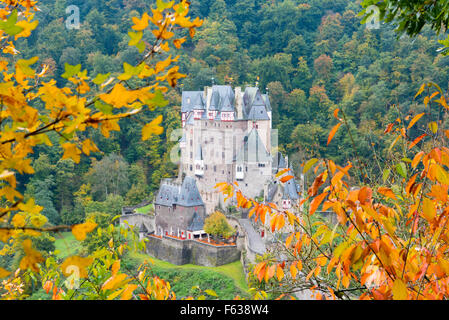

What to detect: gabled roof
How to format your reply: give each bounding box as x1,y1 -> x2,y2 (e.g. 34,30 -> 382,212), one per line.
262,94 -> 272,112
155,177 -> 204,208
274,152 -> 287,171
154,182 -> 180,207
282,175 -> 300,201
235,128 -> 272,163
242,88 -> 270,120
182,91 -> 203,112
174,176 -> 204,207
208,85 -> 235,112
187,211 -> 204,232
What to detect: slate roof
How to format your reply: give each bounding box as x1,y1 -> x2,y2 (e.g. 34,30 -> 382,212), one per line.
274,152 -> 287,171
154,182 -> 180,206
174,176 -> 204,207
266,169 -> 300,202
282,174 -> 300,200
209,85 -> 235,112
242,87 -> 270,120
181,91 -> 204,112
187,211 -> 204,232
235,128 -> 272,163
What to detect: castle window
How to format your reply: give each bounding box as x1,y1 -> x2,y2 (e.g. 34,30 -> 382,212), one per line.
214,166 -> 216,172
190,165 -> 193,171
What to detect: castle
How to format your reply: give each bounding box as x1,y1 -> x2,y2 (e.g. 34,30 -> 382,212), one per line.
120,85 -> 303,267
177,85 -> 301,214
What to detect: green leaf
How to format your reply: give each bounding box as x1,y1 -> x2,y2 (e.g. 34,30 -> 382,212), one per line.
382,168 -> 390,182
146,90 -> 168,110
16,56 -> 39,76
61,63 -> 81,79
128,31 -> 143,46
156,0 -> 174,10
0,10 -> 24,36
395,162 -> 407,178
93,73 -> 111,85
95,100 -> 113,115
118,62 -> 144,81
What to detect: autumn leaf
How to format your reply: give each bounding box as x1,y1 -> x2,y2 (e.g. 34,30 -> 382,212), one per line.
377,187 -> 397,200
0,267 -> 11,279
61,142 -> 82,163
19,239 -> 44,272
72,221 -> 98,241
61,255 -> 94,279
132,12 -> 150,31
358,186 -> 372,205
309,192 -> 328,216
327,122 -> 342,145
407,112 -> 425,129
121,284 -> 138,300
392,278 -> 408,300
142,115 -> 164,141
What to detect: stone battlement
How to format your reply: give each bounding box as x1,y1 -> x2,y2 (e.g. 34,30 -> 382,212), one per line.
145,233 -> 240,267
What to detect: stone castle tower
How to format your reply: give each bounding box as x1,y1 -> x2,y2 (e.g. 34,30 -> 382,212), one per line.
178,85 -> 288,214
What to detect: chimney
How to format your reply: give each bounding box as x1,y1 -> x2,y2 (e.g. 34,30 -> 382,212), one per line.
235,87 -> 243,119
205,86 -> 212,110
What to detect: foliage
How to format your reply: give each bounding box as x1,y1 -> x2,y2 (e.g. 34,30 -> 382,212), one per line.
219,84 -> 449,300
0,0 -> 203,300
203,211 -> 235,239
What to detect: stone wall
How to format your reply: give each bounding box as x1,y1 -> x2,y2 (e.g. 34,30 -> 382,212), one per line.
120,213 -> 155,234
145,234 -> 240,267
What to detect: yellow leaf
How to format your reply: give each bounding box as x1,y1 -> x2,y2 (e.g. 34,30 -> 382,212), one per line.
61,255 -> 94,278
19,239 -> 44,272
422,198 -> 436,222
102,273 -> 129,291
392,278 -> 408,300
142,115 -> 164,141
61,142 -> 81,163
111,260 -> 120,276
132,12 -> 150,31
121,284 -> 138,300
72,222 -> 98,241
290,264 -> 298,279
82,139 -> 99,156
407,112 -> 425,129
0,267 -> 11,278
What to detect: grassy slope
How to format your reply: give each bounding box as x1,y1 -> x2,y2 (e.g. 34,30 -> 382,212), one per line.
54,232 -> 249,298
128,251 -> 249,299
54,231 -> 82,259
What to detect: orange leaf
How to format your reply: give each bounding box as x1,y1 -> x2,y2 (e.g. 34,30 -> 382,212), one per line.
358,186 -> 372,205
280,175 -> 294,183
409,134 -> 427,149
407,112 -> 425,129
327,123 -> 342,145
309,192 -> 328,215
377,187 -> 397,200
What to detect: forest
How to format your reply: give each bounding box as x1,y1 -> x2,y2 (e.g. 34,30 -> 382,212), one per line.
12,0 -> 449,229
1,0 -> 449,301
